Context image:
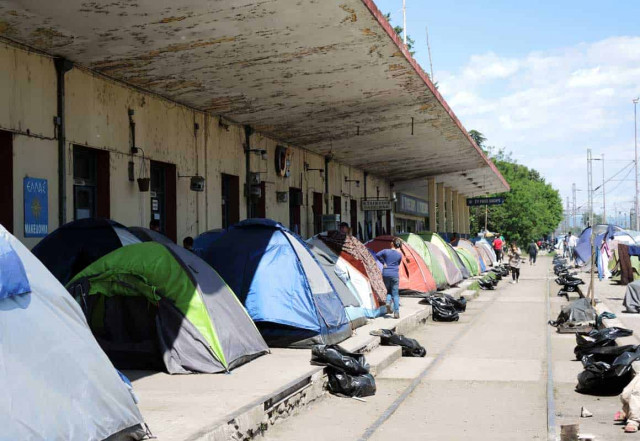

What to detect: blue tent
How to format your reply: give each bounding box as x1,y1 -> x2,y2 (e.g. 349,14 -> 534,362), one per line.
193,228 -> 226,258
202,219 -> 352,348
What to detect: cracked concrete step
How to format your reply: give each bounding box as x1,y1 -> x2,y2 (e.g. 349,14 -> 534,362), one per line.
367,345 -> 402,377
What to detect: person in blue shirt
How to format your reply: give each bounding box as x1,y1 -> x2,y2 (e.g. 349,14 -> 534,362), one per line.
376,239 -> 403,319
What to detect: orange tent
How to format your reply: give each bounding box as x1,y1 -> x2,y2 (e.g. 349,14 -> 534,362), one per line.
366,236 -> 437,295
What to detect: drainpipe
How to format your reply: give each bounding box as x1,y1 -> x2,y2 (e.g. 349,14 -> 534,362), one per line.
55,58 -> 73,227
324,155 -> 331,214
363,172 -> 368,241
244,125 -> 253,219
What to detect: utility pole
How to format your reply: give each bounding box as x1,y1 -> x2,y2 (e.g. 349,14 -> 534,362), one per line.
602,153 -> 606,224
565,196 -> 570,232
635,97 -> 639,230
402,0 -> 407,45
572,183 -> 577,229
587,148 -> 595,305
425,26 -> 434,81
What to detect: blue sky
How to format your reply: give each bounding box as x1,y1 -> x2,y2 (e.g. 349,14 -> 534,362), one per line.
376,0 -> 640,224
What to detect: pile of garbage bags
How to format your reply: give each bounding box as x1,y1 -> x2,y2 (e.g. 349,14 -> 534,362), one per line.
373,329 -> 427,357
574,327 -> 640,395
423,293 -> 467,322
311,345 -> 376,398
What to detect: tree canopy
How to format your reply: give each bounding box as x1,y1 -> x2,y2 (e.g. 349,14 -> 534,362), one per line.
469,131 -> 563,245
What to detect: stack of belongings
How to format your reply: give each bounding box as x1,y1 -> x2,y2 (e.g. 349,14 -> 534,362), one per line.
423,293 -> 467,322
310,345 -> 376,398
624,280 -> 640,313
614,244 -> 640,285
316,231 -> 387,306
548,298 -> 596,333
478,273 -> 499,290
371,329 -> 426,357
0,224 -> 149,440
575,327 -> 640,395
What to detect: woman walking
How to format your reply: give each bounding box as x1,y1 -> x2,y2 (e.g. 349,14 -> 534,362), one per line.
508,242 -> 522,284
527,240 -> 538,265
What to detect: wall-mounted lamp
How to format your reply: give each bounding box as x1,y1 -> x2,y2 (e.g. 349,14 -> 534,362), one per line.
304,162 -> 324,174
178,174 -> 206,192
246,148 -> 267,160
345,177 -> 360,188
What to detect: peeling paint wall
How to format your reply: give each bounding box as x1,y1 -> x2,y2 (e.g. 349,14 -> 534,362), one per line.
1,40 -> 391,247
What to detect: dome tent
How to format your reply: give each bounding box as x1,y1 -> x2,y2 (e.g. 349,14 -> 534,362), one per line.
32,218 -> 141,285
308,236 -> 386,320
0,225 -> 147,440
398,233 -> 448,290
419,232 -> 471,279
202,219 -> 352,348
365,235 -> 437,296
67,241 -> 269,373
424,241 -> 464,287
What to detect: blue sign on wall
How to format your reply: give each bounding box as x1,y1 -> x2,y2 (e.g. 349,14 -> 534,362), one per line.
24,177 -> 48,237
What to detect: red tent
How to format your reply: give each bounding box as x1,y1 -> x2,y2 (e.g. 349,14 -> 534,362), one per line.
366,236 -> 438,295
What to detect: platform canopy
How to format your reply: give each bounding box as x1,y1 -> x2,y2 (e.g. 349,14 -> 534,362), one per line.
0,0 -> 508,195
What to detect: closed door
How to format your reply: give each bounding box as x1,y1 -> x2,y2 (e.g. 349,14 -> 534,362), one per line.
0,131 -> 13,232
350,199 -> 357,236
333,196 -> 341,219
289,187 -> 302,234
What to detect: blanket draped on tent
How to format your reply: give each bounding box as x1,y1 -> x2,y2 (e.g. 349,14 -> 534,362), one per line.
319,231 -> 387,301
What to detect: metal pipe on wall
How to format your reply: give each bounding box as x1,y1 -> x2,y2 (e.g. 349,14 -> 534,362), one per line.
54,57 -> 73,227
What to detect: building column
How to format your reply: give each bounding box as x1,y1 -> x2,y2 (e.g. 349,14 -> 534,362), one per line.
445,187 -> 453,233
451,190 -> 459,233
465,204 -> 471,235
437,183 -> 445,233
458,195 -> 466,236
427,178 -> 437,232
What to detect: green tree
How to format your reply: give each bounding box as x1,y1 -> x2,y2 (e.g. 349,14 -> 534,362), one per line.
384,13 -> 415,56
468,130 -> 486,149
469,133 -> 563,246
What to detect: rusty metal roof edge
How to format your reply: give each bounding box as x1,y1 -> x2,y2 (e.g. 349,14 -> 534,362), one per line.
359,0 -> 510,193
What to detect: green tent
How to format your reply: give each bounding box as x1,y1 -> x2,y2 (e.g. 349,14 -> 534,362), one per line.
418,232 -> 470,279
456,248 -> 479,276
67,241 -> 269,374
398,233 -> 448,290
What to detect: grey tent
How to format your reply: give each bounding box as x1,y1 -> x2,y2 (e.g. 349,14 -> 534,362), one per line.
624,280 -> 640,313
0,225 -> 147,440
67,240 -> 269,374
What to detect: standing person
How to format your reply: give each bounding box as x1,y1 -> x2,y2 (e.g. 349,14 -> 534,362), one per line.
567,232 -> 578,262
493,234 -> 503,262
182,236 -> 194,251
339,222 -> 350,236
508,242 -> 522,284
528,240 -> 538,265
376,239 -> 403,319
562,235 -> 568,258
450,232 -> 459,246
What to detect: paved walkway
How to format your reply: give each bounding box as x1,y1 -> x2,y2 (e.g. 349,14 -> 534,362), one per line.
265,262 -> 550,441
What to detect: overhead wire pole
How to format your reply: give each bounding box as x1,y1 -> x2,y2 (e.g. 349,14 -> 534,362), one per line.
602,154 -> 606,224
587,149 -> 595,305
425,26 -> 434,81
635,97 -> 639,230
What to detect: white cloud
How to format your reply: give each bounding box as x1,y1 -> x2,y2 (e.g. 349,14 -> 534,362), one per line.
439,36 -> 640,213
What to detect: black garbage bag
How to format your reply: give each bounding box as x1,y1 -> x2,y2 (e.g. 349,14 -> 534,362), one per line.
430,297 -> 459,322
327,371 -> 376,398
310,345 -> 376,398
576,348 -> 640,395
588,327 -> 633,340
580,345 -> 639,365
574,333 -> 618,359
310,345 -> 369,375
442,294 -> 467,312
375,329 -> 427,357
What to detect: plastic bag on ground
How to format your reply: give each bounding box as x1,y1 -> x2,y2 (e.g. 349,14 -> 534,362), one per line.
548,298 -> 596,328
311,344 -> 376,398
574,333 -> 618,359
327,371 -> 376,398
588,327 -> 633,340
430,297 -> 460,322
580,345 -> 639,365
310,344 -> 369,375
374,329 -> 426,357
576,347 -> 640,395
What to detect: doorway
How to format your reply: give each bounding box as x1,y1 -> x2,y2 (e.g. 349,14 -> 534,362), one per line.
350,199 -> 358,238
73,145 -> 110,220
0,131 -> 13,233
289,187 -> 303,234
313,192 -> 323,234
150,161 -> 177,242
333,196 -> 342,220
221,173 -> 240,228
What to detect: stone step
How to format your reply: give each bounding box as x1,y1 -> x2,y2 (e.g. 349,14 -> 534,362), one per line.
367,345 -> 402,377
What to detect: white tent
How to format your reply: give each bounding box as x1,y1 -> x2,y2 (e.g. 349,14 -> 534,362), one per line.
0,225 -> 147,440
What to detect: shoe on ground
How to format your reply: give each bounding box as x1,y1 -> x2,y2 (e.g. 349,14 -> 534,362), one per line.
393,312 -> 400,319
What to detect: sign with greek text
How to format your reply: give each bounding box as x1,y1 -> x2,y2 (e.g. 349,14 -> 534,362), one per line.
24,177 -> 48,237
361,199 -> 393,211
